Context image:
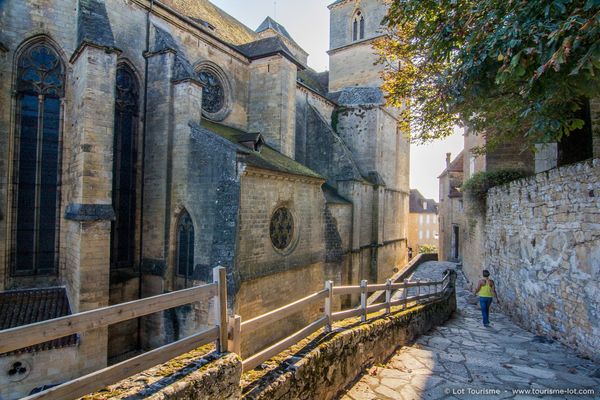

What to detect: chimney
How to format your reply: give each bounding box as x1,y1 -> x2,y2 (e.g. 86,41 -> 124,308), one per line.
446,153 -> 451,168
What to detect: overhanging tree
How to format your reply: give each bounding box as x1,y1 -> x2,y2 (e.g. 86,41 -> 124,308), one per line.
376,0 -> 600,150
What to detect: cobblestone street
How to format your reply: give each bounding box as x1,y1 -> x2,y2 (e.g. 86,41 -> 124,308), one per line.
341,261 -> 600,400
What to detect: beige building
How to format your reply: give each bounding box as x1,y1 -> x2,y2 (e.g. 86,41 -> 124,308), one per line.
0,0 -> 409,397
407,190 -> 438,256
438,152 -> 464,262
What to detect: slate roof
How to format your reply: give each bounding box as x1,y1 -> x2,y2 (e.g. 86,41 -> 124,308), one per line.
199,120 -> 323,180
159,0 -> 259,45
236,37 -> 304,68
297,69 -> 330,97
0,287 -> 78,356
256,17 -> 294,43
409,189 -> 439,214
323,184 -> 352,205
77,0 -> 116,49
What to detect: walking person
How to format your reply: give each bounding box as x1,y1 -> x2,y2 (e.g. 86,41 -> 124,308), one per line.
474,270 -> 496,327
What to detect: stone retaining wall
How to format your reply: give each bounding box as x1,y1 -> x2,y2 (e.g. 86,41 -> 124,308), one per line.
245,273 -> 456,400
84,273 -> 456,400
483,159 -> 600,360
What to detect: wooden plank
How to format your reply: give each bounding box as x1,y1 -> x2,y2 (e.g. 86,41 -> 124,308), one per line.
332,286 -> 362,295
241,289 -> 328,335
0,283 -> 217,355
214,267 -> 228,353
331,307 -> 362,322
366,283 -> 387,291
385,279 -> 392,314
365,302 -> 387,314
228,315 -> 242,356
360,280 -> 368,322
242,317 -> 327,372
324,281 -> 333,332
390,281 -> 420,290
24,326 -> 219,400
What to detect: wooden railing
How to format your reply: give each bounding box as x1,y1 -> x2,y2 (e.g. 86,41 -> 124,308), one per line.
230,271 -> 453,371
0,267 -> 229,400
1,267 -> 453,399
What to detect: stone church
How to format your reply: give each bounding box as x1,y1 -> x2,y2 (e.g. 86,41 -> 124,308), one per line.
0,0 -> 409,396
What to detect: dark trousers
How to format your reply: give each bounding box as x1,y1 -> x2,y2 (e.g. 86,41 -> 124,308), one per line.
479,296 -> 493,325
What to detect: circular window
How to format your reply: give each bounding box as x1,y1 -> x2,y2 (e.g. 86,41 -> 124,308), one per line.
195,63 -> 232,121
198,70 -> 225,114
270,207 -> 294,250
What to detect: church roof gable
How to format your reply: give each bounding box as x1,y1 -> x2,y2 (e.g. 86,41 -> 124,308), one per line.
236,37 -> 304,68
199,120 -> 323,180
256,16 -> 294,43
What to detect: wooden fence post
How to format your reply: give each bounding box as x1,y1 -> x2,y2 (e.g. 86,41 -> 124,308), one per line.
360,280 -> 368,322
403,279 -> 409,310
385,279 -> 392,314
325,280 -> 334,332
228,314 -> 241,356
213,267 -> 228,353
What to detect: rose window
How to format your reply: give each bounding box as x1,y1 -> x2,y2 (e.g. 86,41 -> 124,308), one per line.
270,208 -> 294,250
198,70 -> 225,114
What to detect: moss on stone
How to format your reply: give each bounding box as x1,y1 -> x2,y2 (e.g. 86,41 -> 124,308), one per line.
200,120 -> 323,180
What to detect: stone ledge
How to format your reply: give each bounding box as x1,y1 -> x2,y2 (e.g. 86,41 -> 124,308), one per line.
244,278 -> 456,400
64,203 -> 115,222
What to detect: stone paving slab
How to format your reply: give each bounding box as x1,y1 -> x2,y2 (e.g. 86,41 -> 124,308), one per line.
340,261 -> 600,400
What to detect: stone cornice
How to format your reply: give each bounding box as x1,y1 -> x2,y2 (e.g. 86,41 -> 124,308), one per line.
327,35 -> 385,55
243,166 -> 325,185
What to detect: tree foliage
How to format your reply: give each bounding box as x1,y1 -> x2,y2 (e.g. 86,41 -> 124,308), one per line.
375,0 -> 600,150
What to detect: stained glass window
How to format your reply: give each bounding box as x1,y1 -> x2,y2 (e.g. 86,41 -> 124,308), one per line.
13,43 -> 64,276
270,208 -> 294,250
111,65 -> 139,269
198,70 -> 225,114
176,211 -> 195,278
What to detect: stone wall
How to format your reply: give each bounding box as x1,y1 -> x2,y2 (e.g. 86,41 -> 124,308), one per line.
328,0 -> 388,92
467,159 -> 600,360
245,274 -> 456,400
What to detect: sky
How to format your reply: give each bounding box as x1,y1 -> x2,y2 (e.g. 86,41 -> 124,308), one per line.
211,0 -> 464,200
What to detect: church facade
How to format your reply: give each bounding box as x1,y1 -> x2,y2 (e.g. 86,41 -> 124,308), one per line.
0,0 -> 409,397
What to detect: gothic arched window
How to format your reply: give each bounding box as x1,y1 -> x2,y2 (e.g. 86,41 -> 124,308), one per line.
12,42 -> 65,276
111,64 -> 139,268
176,211 -> 195,279
359,16 -> 365,39
352,11 -> 364,41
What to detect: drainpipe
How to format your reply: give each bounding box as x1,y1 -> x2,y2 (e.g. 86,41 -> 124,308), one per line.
137,0 -> 154,350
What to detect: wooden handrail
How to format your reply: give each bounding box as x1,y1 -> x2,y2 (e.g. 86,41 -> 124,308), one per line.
0,282 -> 217,355
24,327 -> 219,400
241,289 -> 328,335
332,285 -> 363,295
242,317 -> 328,372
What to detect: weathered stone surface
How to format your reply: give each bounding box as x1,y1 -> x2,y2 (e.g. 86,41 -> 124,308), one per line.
463,159 -> 600,361
344,262 -> 600,400
244,280 -> 456,400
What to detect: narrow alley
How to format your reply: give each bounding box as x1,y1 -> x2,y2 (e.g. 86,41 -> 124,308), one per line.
341,261 -> 600,400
